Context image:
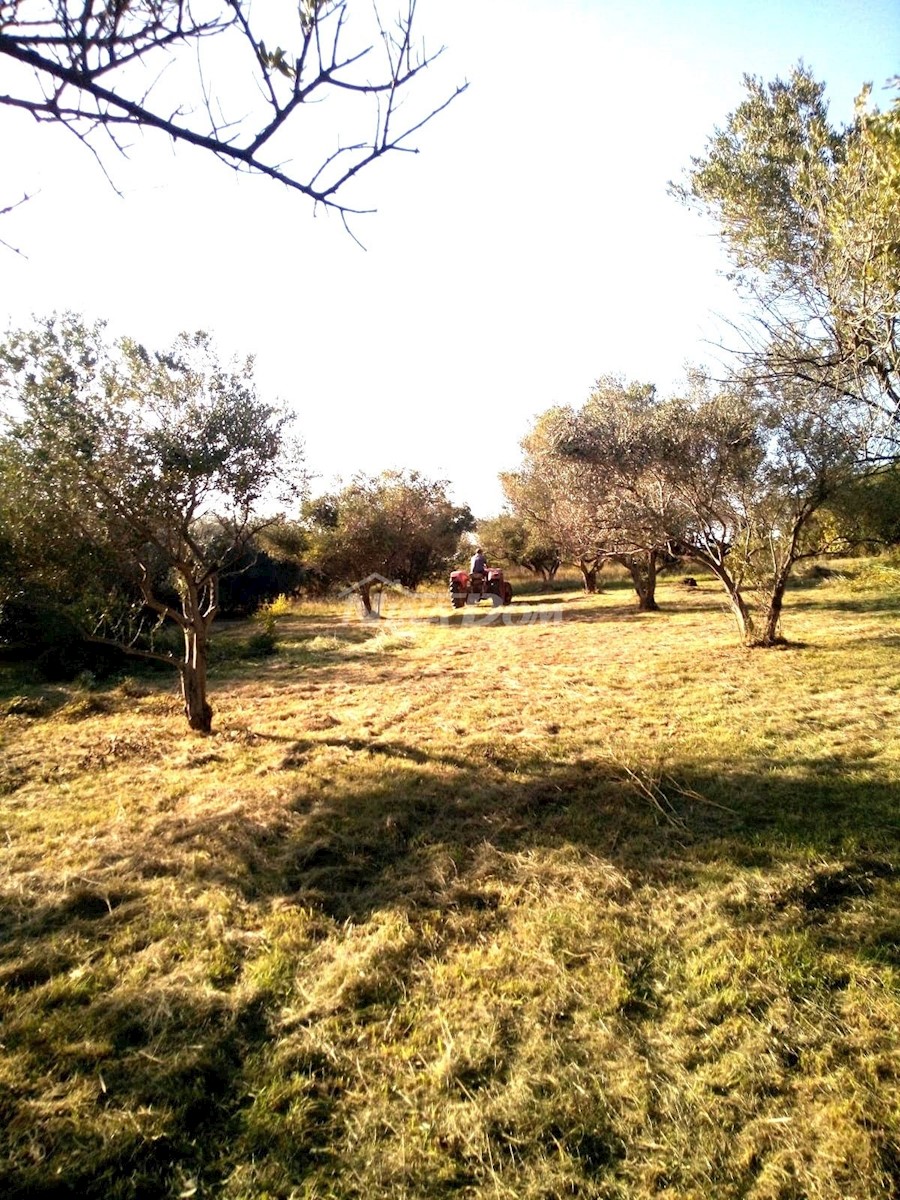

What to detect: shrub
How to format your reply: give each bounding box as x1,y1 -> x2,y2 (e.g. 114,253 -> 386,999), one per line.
245,630 -> 278,657
216,551 -> 304,617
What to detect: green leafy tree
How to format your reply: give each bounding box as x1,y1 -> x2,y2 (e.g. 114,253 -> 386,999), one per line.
675,65 -> 900,426
500,409 -> 607,594
505,383 -> 669,604
304,470 -> 474,614
258,520 -> 309,564
820,463 -> 900,549
562,372 -> 866,644
475,514 -> 561,582
0,315 -> 302,731
0,432 -> 132,676
667,68 -> 899,637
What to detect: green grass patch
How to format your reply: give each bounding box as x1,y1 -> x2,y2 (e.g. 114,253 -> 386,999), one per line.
1,567 -> 899,1197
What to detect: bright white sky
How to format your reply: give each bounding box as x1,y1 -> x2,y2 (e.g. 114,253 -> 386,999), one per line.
2,0 -> 898,516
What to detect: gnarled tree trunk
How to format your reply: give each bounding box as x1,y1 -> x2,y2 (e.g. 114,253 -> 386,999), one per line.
179,572 -> 217,733
701,559 -> 755,644
759,563 -> 794,646
579,557 -> 602,593
758,513 -> 813,646
726,588 -> 755,644
181,630 -> 212,733
618,551 -> 660,611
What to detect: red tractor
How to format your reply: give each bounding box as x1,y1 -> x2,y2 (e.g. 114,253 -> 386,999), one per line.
449,566 -> 513,609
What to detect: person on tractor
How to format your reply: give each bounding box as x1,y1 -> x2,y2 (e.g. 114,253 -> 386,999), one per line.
470,548 -> 488,575
468,548 -> 488,597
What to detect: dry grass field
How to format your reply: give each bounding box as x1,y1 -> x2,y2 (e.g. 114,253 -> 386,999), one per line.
1,564 -> 899,1199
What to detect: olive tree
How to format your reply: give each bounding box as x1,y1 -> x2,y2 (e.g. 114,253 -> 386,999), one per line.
303,470 -> 473,614
504,385 -> 670,605
563,372 -> 867,645
0,315 -> 302,731
500,410 -> 607,594
675,66 -> 900,428
664,67 -> 899,638
475,514 -> 561,582
822,463 -> 900,549
0,428 -> 134,675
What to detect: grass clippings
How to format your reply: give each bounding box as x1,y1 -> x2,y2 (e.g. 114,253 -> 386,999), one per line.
1,567 -> 899,1198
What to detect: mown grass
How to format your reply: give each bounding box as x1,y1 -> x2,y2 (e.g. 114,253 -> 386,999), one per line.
1,564 -> 899,1198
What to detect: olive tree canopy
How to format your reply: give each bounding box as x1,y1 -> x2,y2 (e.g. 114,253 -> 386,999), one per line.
675,66 -> 900,427
303,470 -> 473,614
0,314 -> 304,731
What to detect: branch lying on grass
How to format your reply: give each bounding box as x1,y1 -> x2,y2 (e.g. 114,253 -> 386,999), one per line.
616,763 -> 686,829
614,762 -> 736,829
667,777 -> 737,815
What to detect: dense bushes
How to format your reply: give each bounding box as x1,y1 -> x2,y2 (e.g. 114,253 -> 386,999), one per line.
214,548 -> 306,618
0,592 -> 128,680
0,541 -> 305,679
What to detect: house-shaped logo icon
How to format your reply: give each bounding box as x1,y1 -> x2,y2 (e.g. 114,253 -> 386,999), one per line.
337,573 -> 408,599
338,573 -> 410,618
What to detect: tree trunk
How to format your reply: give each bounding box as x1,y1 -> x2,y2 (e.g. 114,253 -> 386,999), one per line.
579,558 -> 599,593
703,562 -> 755,644
727,589 -> 755,644
760,570 -> 790,646
547,557 -> 561,581
359,582 -> 374,615
181,625 -> 212,733
757,512 -> 812,646
623,552 -> 659,611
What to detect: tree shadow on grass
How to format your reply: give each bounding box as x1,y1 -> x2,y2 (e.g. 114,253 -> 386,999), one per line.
0,670 -> 76,712
3,745 -> 899,1198
786,593 -> 900,617
97,740 -> 900,934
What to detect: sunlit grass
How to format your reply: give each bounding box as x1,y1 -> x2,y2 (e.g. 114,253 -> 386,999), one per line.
1,563 -> 899,1197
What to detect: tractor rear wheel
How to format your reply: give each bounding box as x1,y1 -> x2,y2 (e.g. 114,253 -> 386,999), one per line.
451,595 -> 466,609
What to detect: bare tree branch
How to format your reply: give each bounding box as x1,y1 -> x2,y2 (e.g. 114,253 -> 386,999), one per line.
0,2 -> 467,227
0,188 -> 32,255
